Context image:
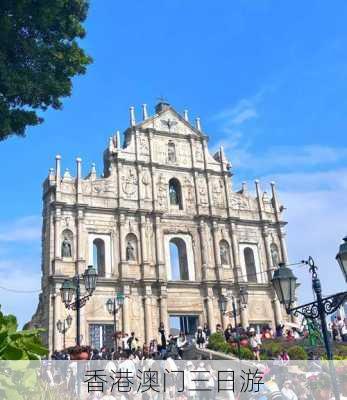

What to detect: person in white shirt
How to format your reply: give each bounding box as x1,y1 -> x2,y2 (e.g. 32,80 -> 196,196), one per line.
281,381 -> 298,400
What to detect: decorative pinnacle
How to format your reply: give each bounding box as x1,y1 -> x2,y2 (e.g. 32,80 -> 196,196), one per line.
142,104 -> 148,120
129,106 -> 136,126
195,117 -> 201,131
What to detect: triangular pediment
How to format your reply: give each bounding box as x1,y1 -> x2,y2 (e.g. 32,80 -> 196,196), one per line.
137,106 -> 204,137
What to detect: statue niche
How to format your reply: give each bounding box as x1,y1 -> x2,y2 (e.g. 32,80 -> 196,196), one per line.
219,240 -> 230,265
167,141 -> 176,163
125,233 -> 138,262
61,229 -> 73,258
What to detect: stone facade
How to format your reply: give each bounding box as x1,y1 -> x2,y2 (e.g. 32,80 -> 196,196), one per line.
31,101 -> 289,351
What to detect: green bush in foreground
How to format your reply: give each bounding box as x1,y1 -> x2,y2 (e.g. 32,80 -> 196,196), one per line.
0,306 -> 48,360
287,345 -> 308,360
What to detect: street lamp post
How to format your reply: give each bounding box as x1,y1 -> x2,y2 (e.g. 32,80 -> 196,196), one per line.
106,293 -> 124,350
56,315 -> 72,350
220,287 -> 248,358
60,265 -> 98,346
272,256 -> 347,400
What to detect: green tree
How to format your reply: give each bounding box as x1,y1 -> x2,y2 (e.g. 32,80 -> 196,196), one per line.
0,0 -> 92,141
0,306 -> 48,359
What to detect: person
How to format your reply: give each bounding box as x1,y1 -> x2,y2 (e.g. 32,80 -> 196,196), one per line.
149,339 -> 158,357
203,323 -> 211,340
177,332 -> 187,358
216,323 -> 223,334
286,329 -> 295,341
276,323 -> 284,337
122,333 -> 130,353
249,328 -> 260,361
281,380 -> 298,400
166,335 -> 179,359
341,320 -> 347,342
127,331 -> 138,354
195,326 -> 206,348
158,322 -> 167,356
224,323 -> 233,342
332,320 -> 340,341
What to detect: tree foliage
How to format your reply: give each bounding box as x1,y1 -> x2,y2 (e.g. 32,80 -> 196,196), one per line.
0,306 -> 48,360
0,0 -> 92,141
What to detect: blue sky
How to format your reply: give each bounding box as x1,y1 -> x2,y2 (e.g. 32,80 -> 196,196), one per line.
1,1 -> 347,328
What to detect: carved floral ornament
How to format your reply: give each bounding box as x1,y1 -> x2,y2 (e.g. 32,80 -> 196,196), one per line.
230,193 -> 249,210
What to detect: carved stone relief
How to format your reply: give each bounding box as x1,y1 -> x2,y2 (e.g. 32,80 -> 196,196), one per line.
139,136 -> 149,155
197,174 -> 208,206
184,177 -> 195,207
230,193 -> 249,210
156,174 -> 167,209
121,167 -> 137,199
212,178 -> 225,208
141,170 -> 151,200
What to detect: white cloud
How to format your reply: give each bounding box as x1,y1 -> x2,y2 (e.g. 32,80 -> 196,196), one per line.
282,185 -> 347,304
229,145 -> 347,172
0,215 -> 41,242
215,95 -> 347,306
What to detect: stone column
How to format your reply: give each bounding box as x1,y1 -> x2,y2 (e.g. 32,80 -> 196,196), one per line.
262,226 -> 273,283
140,215 -> 148,264
76,157 -> 83,203
160,286 -> 169,332
201,139 -> 213,215
206,287 -> 215,332
272,297 -> 283,327
189,137 -> 199,215
212,221 -> 222,280
230,222 -> 242,282
222,297 -> 231,329
54,207 -> 62,261
198,220 -> 208,280
116,160 -> 122,208
240,305 -> 249,329
50,291 -> 57,353
122,285 -> 130,334
118,214 -> 126,278
279,230 -> 289,264
155,216 -> 165,280
144,286 -> 153,344
55,155 -> 61,201
76,209 -> 85,275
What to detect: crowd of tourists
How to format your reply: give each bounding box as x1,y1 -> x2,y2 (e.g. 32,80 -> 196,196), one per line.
329,316 -> 347,342
52,322 -> 190,361
45,348 -> 347,400
51,315 -> 347,362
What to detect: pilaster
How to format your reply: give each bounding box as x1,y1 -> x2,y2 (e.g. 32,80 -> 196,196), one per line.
230,222 -> 242,282
122,284 -> 131,334
144,285 -> 153,344
155,216 -> 165,281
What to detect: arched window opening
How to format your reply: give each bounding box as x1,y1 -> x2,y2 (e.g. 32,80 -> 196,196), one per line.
169,238 -> 189,280
168,141 -> 176,163
169,178 -> 182,209
61,229 -> 73,258
244,247 -> 257,283
270,243 -> 280,268
93,238 -> 105,276
219,240 -> 231,265
125,233 -> 138,262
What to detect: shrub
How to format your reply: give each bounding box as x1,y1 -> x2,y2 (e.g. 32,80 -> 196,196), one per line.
238,347 -> 254,360
207,332 -> 225,351
261,341 -> 282,358
287,345 -> 308,360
